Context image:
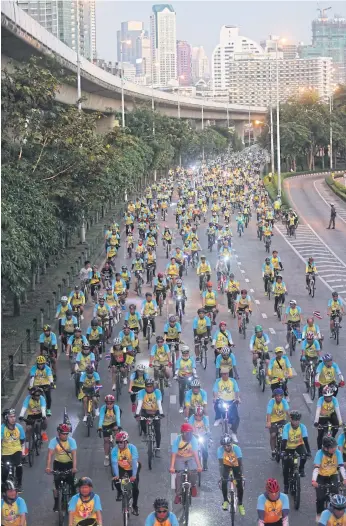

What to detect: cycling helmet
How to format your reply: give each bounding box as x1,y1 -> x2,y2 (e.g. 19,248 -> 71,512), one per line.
82,342 -> 90,350
220,434 -> 232,446
323,353 -> 333,362
136,364 -> 146,372
2,480 -> 16,493
265,258 -> 270,263
306,332 -> 314,340
57,423 -> 70,433
168,315 -> 176,323
289,299 -> 297,305
322,386 -> 334,397
43,324 -> 51,331
273,388 -> 284,396
255,325 -> 263,333
85,365 -> 94,375
61,296 -> 68,302
332,291 -> 338,297
176,279 -> 182,285
194,405 -> 204,416
77,477 -> 93,488
220,347 -> 230,356
181,423 -> 193,433
65,310 -> 73,317
156,335 -> 164,343
154,498 -> 169,511
30,387 -> 43,396
129,304 -> 136,310
123,324 -> 130,330
200,255 -> 206,259
181,345 -> 190,353
276,274 -> 282,280
229,273 -> 235,279
322,436 -> 337,449
2,409 -> 15,422
274,347 -> 284,354
122,265 -> 127,270
219,321 -> 227,328
116,431 -> 129,443
113,337 -> 121,346
190,378 -> 201,388
329,494 -> 346,510
105,394 -> 115,403
145,378 -> 155,387
206,281 -> 213,287
266,478 -> 280,493
75,326 -> 82,332
241,289 -> 247,295
289,410 -> 301,421
157,272 -> 164,279
36,356 -> 46,365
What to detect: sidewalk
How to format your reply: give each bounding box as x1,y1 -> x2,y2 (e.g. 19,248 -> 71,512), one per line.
1,201 -> 123,401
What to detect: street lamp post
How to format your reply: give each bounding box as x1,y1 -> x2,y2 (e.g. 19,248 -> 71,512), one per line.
329,93 -> 333,170
255,119 -> 274,176
76,0 -> 82,111
202,92 -> 205,163
275,39 -> 284,197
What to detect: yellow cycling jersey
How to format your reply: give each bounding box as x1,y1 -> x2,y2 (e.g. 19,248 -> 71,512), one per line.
133,261 -> 144,271
78,354 -> 93,372
143,301 -> 156,316
118,447 -> 132,470
195,318 -> 208,335
103,408 -> 116,426
185,393 -> 204,408
1,426 -> 22,456
273,283 -> 286,296
286,426 -> 304,449
198,263 -> 211,274
126,314 -> 140,329
306,264 -> 317,274
131,374 -> 145,389
218,357 -> 233,371
177,439 -> 193,458
69,496 -> 98,526
166,326 -> 179,340
252,336 -> 268,352
286,308 -> 300,322
121,272 -> 129,283
153,347 -> 169,364
271,257 -> 280,269
329,301 -> 341,312
52,440 -> 73,463
105,294 -> 117,306
216,379 -> 235,401
269,359 -> 289,381
215,332 -> 230,349
318,453 -> 339,477
164,232 -> 172,241
178,358 -> 193,377
27,398 -> 43,416
147,238 -> 156,247
147,253 -> 156,265
204,292 -> 216,307
108,235 -> 119,247
304,342 -> 319,358
320,400 -> 335,418
33,368 -> 50,386
269,402 -> 286,423
88,329 -> 100,342
63,318 -> 75,334
142,392 -> 158,411
167,264 -> 179,276
223,450 -> 239,467
226,280 -> 240,292
57,304 -> 69,319
1,501 -> 27,526
114,281 -> 125,295
96,306 -> 109,318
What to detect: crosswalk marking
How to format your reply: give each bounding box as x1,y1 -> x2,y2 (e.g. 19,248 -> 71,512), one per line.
269,328 -> 276,334
261,313 -> 267,318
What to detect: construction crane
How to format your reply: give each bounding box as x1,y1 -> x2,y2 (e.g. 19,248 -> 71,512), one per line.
317,6 -> 332,20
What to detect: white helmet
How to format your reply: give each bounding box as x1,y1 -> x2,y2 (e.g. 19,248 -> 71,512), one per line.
289,299 -> 297,305
61,296 -> 68,302
136,364 -> 146,371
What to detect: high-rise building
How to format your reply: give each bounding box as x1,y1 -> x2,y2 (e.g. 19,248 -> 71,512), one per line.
212,26 -> 263,90
18,0 -> 96,60
135,30 -> 151,81
17,0 -> 58,37
191,46 -> 210,83
176,40 -> 192,85
261,36 -> 298,60
300,13 -> 346,84
228,56 -> 332,106
150,4 -> 177,87
117,21 -> 144,65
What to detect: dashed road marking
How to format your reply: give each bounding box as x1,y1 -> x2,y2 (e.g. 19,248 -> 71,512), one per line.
291,368 -> 297,377
303,393 -> 313,405
237,261 -> 241,265
269,328 -> 276,334
255,299 -> 260,305
245,278 -> 249,283
170,432 -> 178,445
240,269 -> 245,273
261,313 -> 267,318
170,395 -> 176,405
250,288 -> 255,293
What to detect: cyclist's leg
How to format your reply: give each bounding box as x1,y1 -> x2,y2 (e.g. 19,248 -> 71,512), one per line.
153,418 -> 161,449
221,465 -> 230,501
233,466 -> 243,504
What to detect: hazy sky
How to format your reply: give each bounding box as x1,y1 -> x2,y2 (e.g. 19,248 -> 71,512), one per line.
95,1 -> 344,62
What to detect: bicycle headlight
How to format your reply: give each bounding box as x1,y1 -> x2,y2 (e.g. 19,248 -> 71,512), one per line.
223,403 -> 228,410
198,436 -> 204,443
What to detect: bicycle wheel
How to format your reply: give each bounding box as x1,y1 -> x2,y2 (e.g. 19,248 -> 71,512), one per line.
336,326 -> 339,345
289,337 -> 294,357
87,414 -> 92,437
268,282 -> 271,300
293,472 -> 301,510
260,370 -> 266,392
171,351 -> 176,377
28,434 -> 35,467
203,345 -> 207,370
57,490 -> 65,526
116,372 -> 122,402
230,491 -> 236,526
242,319 -> 246,339
147,325 -> 151,350
148,438 -> 153,470
310,372 -> 316,401
179,307 -> 183,325
182,489 -> 190,526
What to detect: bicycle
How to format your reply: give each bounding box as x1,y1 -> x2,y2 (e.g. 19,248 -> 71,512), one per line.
285,451 -> 303,510
221,473 -> 244,526
147,265 -> 154,288
198,336 -> 209,371
201,273 -> 208,293
264,275 -> 272,299
228,292 -> 237,319
144,315 -> 155,350
219,272 -> 227,294
168,341 -> 178,377
176,295 -> 184,325
239,310 -> 247,340
275,294 -> 285,321
51,469 -> 74,526
264,235 -> 271,253
317,481 -> 340,513
114,365 -> 123,402
303,359 -> 317,400
140,415 -> 161,470
330,312 -> 340,345
2,459 -> 16,488
157,292 -> 164,316
153,364 -> 166,399
216,399 -> 237,437
286,322 -> 301,356
308,273 -> 316,297
22,417 -> 43,467
136,271 -> 143,297
84,387 -> 100,437
237,224 -> 243,237
256,356 -> 266,393
177,464 -> 196,526
272,422 -> 284,463
191,251 -> 198,269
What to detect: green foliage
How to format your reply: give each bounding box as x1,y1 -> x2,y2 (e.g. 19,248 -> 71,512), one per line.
325,175 -> 346,202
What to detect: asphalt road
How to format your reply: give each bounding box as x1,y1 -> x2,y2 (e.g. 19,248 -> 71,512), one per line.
15,177 -> 346,526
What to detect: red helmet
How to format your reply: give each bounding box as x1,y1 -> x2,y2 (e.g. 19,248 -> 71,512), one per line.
115,431 -> 129,443
158,272 -> 164,278
105,394 -> 115,403
219,321 -> 227,328
206,281 -> 213,287
181,423 -> 193,433
266,478 -> 280,493
57,423 -> 70,434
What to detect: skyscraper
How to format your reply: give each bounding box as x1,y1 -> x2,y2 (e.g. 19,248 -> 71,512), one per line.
18,0 -> 96,60
191,46 -> 210,83
117,21 -> 144,64
135,30 -> 151,82
150,4 -> 177,87
176,40 -> 192,85
300,12 -> 346,84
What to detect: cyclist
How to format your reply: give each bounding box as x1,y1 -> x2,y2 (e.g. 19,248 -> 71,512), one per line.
124,304 -> 143,334
129,364 -> 149,413
235,213 -> 244,235
266,388 -> 290,460
312,436 -> 346,522
60,310 -> 78,347
68,477 -> 102,525
270,250 -> 283,273
101,260 -> 114,289
272,275 -> 287,315
144,246 -> 157,284
153,272 -> 168,306
97,394 -> 121,467
314,385 -> 343,450
175,346 -> 197,413
89,265 -> 102,298
93,297 -> 111,343
173,278 -> 187,315
193,308 -> 211,362
202,281 -> 218,325
145,498 -> 179,526
68,285 -> 85,320
78,364 -> 101,421
327,291 -> 344,335
302,316 -> 322,342
315,354 -> 344,398
257,478 -> 289,526
305,256 -> 317,290
39,324 -> 58,381
165,257 -> 180,289
268,347 -> 292,400
337,425 -> 346,463
188,405 -> 210,471
111,431 -> 140,515
135,378 -> 164,455
215,346 -> 238,379
184,378 -> 207,418
55,295 -> 72,333
301,331 -> 321,374
169,423 -> 202,504
164,315 -> 181,355
1,410 -> 25,492
66,327 -> 88,374
109,338 -> 128,391
262,257 -> 274,295
118,325 -> 137,369
216,255 -> 229,290
235,289 -> 252,333
120,265 -> 131,291
283,299 -> 303,347
196,255 -> 211,292
29,356 -> 54,416
132,254 -> 145,293
250,325 -> 270,375
19,387 -> 48,451
225,273 -> 240,313
141,292 -> 158,338
319,494 -> 346,526
213,368 -> 240,440
218,434 -> 245,515
86,318 -> 104,360
149,336 -> 172,385
46,423 -> 77,512
1,480 -> 28,525
75,343 -> 95,374
282,410 -> 311,493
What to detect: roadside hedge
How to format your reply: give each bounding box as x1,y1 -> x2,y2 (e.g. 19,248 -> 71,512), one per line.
325,175 -> 346,203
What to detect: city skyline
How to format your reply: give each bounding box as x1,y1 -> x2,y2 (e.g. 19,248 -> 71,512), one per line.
95,1 -> 344,63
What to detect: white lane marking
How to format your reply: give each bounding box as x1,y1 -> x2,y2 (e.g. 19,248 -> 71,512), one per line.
240,269 -> 245,273
245,278 -> 249,283
237,262 -> 241,265
307,224 -> 346,268
269,328 -> 276,334
331,284 -> 345,289
255,299 -> 260,305
261,313 -> 267,318
303,393 -> 313,405
171,474 -> 176,489
235,254 -> 239,258
313,179 -> 346,226
326,279 -> 343,283
171,432 -> 178,445
250,289 -> 255,293
338,290 -> 346,294
291,368 -> 297,377
170,395 -> 177,405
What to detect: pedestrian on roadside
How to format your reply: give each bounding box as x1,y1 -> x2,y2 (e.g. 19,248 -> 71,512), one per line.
327,203 -> 336,229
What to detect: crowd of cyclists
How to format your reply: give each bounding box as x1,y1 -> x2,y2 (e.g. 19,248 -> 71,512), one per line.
1,144 -> 346,526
